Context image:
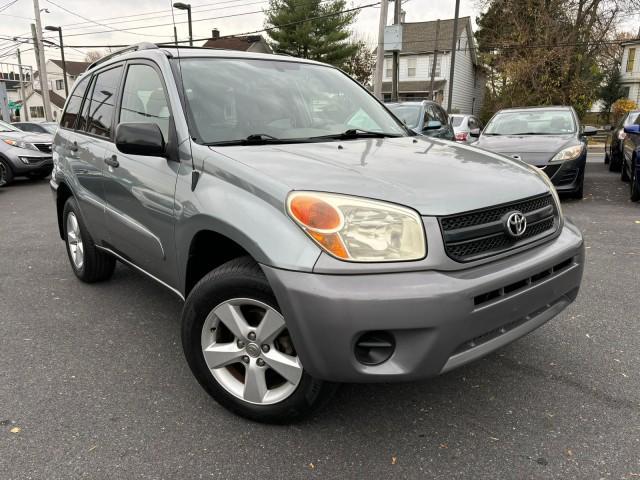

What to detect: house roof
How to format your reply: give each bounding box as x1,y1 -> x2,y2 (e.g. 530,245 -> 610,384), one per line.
50,59 -> 91,76
29,89 -> 66,109
202,35 -> 265,51
401,17 -> 471,53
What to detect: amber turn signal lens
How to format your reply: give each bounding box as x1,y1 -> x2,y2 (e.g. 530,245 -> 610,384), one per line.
308,231 -> 349,259
289,195 -> 343,232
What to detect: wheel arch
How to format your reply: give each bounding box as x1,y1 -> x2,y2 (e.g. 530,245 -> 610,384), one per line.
55,181 -> 75,240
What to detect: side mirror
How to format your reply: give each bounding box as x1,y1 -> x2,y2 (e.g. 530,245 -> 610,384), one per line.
115,122 -> 165,156
624,124 -> 640,135
424,120 -> 442,130
469,128 -> 481,138
582,125 -> 598,136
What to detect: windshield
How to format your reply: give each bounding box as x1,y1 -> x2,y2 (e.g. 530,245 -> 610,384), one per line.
178,58 -> 407,144
42,123 -> 58,134
387,105 -> 421,129
450,116 -> 464,127
624,112 -> 640,126
484,110 -> 576,135
0,120 -> 20,132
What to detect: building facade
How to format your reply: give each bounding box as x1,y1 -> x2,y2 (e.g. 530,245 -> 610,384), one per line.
377,17 -> 485,114
620,39 -> 640,104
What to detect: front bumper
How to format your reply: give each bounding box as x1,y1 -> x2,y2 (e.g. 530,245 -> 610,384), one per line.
3,148 -> 53,176
262,220 -> 584,383
544,156 -> 585,193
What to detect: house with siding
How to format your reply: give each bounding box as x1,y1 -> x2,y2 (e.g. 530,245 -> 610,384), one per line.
376,16 -> 485,114
620,38 -> 640,104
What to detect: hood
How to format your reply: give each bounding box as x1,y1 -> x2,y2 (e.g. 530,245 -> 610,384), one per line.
211,137 -> 550,216
474,134 -> 576,166
0,130 -> 53,144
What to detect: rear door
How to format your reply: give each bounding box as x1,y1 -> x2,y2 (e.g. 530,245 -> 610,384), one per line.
102,60 -> 180,285
58,73 -> 111,242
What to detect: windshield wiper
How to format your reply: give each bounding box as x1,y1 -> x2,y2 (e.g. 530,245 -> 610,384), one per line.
308,128 -> 402,140
206,133 -> 289,146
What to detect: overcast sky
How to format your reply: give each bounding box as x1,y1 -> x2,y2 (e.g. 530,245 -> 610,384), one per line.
0,0 -> 637,72
0,0 -> 479,70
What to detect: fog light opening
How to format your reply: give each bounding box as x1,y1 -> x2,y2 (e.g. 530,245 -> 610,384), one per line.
354,331 -> 395,366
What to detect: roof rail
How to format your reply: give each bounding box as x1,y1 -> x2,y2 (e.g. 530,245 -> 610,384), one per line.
87,42 -> 159,71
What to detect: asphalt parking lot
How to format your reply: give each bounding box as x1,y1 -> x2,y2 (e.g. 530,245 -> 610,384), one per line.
1,152 -> 639,479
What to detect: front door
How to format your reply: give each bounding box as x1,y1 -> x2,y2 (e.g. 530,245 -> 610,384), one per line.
102,61 -> 180,285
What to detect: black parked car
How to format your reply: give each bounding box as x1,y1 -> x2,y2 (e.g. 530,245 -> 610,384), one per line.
386,100 -> 455,140
621,118 -> 640,201
605,110 -> 640,171
472,106 -> 597,199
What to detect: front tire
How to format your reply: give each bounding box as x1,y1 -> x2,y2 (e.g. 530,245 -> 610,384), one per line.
182,257 -> 337,423
571,168 -> 585,199
622,159 -> 631,182
630,160 -> 640,202
0,158 -> 13,187
609,149 -> 622,172
63,197 -> 116,283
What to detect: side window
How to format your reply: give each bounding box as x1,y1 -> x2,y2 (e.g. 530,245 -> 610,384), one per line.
425,105 -> 443,126
85,66 -> 123,139
60,75 -> 89,130
435,106 -> 448,125
78,77 -> 95,132
119,64 -> 170,141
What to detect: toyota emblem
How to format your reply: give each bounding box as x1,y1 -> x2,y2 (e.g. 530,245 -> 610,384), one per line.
505,211 -> 527,238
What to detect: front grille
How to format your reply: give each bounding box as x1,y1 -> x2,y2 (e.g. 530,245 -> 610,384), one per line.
33,143 -> 52,153
439,194 -> 559,262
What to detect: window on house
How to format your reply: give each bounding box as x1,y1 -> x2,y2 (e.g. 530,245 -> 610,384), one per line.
55,79 -> 64,90
407,56 -> 417,77
30,106 -> 45,118
627,48 -> 636,73
623,86 -> 630,99
384,58 -> 392,79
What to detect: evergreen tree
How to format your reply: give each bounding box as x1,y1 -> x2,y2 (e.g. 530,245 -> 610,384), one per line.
599,66 -> 625,115
265,0 -> 358,67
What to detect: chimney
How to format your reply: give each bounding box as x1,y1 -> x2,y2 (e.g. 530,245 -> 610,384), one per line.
212,28 -> 220,40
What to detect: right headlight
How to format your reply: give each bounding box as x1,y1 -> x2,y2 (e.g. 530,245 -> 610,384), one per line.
287,191 -> 426,262
549,144 -> 583,163
2,138 -> 39,151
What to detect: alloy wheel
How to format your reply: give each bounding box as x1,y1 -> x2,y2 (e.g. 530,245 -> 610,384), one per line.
201,298 -> 303,405
66,212 -> 84,269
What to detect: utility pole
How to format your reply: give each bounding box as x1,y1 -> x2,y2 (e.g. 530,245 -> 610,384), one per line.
446,0 -> 461,113
373,0 -> 389,100
15,47 -> 29,121
173,3 -> 193,46
391,0 -> 402,102
429,19 -> 440,102
32,0 -> 52,121
45,26 -> 68,97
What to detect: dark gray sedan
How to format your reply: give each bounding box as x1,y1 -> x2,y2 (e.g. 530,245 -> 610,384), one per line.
472,106 -> 597,199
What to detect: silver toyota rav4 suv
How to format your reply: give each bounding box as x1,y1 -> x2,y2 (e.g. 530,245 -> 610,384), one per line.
51,43 -> 584,423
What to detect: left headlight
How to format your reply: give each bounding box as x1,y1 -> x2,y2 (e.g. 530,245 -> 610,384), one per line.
2,139 -> 39,151
287,191 -> 426,262
549,144 -> 584,163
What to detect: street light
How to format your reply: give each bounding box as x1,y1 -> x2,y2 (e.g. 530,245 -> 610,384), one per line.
44,25 -> 68,97
173,2 -> 193,47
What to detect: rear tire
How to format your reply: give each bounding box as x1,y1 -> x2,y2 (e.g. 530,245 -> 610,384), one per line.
62,197 -> 116,283
0,158 -> 13,187
621,159 -> 630,182
604,148 -> 610,164
182,256 -> 337,424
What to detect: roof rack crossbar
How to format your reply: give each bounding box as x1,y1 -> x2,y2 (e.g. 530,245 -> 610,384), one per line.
87,42 -> 159,71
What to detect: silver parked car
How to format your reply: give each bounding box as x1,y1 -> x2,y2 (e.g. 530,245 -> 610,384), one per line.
450,114 -> 483,143
51,43 -> 585,423
0,119 -> 53,186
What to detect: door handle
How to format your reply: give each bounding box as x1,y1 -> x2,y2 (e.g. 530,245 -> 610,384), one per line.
105,155 -> 119,168
70,141 -> 78,152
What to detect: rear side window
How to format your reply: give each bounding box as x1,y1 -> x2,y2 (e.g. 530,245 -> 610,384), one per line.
119,64 -> 170,140
78,77 -> 95,132
60,75 -> 89,129
85,66 -> 123,139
